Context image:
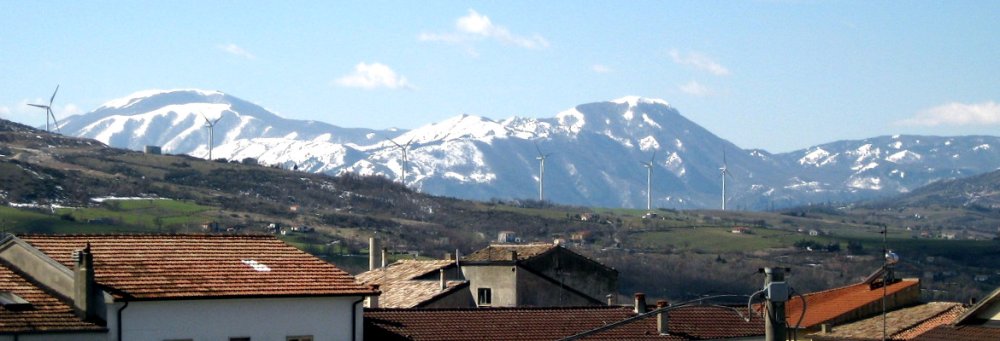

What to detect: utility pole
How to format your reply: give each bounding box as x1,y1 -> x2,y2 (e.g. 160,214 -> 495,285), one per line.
764,267 -> 788,341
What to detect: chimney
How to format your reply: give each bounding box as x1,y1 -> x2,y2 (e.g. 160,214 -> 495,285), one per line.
367,284 -> 380,308
73,243 -> 99,321
369,237 -> 379,271
607,293 -> 615,306
381,248 -> 388,268
439,268 -> 447,290
634,293 -> 647,314
509,250 -> 518,261
444,252 -> 455,261
656,300 -> 669,335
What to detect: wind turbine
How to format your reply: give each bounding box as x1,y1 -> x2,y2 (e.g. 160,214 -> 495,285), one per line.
201,113 -> 223,160
26,85 -> 61,133
535,142 -> 552,201
640,152 -> 656,211
720,149 -> 734,210
385,136 -> 415,185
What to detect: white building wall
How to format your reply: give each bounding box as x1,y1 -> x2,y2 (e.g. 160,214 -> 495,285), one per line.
106,296 -> 365,341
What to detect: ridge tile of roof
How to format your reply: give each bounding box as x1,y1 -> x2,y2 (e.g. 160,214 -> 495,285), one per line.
16,234 -> 376,300
786,278 -> 920,328
0,261 -> 106,333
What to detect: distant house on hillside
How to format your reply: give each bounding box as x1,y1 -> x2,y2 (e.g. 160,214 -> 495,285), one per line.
461,243 -> 617,307
0,234 -> 377,341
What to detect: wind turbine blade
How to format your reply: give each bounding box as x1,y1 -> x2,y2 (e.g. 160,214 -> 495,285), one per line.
212,117 -> 223,125
27,104 -> 49,109
650,151 -> 656,163
200,113 -> 211,125
49,85 -> 59,106
533,141 -> 543,156
404,138 -> 415,147
49,109 -> 61,133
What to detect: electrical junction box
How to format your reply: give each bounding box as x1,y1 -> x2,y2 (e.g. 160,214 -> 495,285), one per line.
767,282 -> 789,302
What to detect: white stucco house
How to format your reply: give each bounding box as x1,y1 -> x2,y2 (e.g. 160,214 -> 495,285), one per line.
0,234 -> 377,341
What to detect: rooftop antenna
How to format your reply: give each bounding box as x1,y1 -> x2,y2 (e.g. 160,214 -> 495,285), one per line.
27,85 -> 61,133
201,113 -> 223,160
720,148 -> 733,210
384,136 -> 415,185
641,151 -> 656,211
534,141 -> 552,201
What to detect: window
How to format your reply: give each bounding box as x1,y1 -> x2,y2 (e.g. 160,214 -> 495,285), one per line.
287,336 -> 313,341
477,288 -> 492,305
229,338 -> 250,341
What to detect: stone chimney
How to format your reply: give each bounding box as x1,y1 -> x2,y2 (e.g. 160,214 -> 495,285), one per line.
369,237 -> 379,271
656,300 -> 669,335
634,293 -> 647,314
381,248 -> 388,268
73,243 -> 99,321
439,268 -> 447,290
367,284 -> 380,308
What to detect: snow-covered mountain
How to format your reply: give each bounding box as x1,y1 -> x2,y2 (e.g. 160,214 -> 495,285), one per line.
58,90 -> 1000,209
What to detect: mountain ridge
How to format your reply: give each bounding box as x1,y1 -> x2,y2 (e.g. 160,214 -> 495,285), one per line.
55,89 -> 1000,210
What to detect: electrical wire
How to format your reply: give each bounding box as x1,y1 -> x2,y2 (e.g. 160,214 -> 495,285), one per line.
745,288 -> 767,322
790,287 -> 807,341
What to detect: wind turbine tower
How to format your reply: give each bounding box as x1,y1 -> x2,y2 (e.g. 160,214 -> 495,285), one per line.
27,85 -> 61,133
535,142 -> 552,201
720,149 -> 733,210
385,137 -> 415,185
201,113 -> 223,160
641,152 -> 656,211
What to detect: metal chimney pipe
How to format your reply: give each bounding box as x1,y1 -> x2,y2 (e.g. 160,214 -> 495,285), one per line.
369,237 -> 378,271
634,293 -> 647,314
440,268 -> 447,290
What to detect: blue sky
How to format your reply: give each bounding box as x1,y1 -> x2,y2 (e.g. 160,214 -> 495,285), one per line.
2,1 -> 997,152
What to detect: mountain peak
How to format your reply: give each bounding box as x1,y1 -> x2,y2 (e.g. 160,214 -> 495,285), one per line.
609,96 -> 670,108
99,89 -> 226,110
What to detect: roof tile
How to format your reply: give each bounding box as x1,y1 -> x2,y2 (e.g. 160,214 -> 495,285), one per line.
18,234 -> 375,300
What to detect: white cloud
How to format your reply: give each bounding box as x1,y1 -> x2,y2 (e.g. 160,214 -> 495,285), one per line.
335,62 -> 412,90
896,101 -> 1000,126
419,9 -> 549,49
218,43 -> 255,59
669,49 -> 730,76
679,80 -> 712,97
591,64 -> 612,73
0,106 -> 9,117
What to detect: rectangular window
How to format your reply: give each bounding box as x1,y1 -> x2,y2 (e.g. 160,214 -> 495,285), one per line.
287,336 -> 314,341
478,288 -> 492,305
229,338 -> 251,341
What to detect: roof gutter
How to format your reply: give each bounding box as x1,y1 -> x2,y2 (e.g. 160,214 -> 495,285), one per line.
116,299 -> 128,341
351,297 -> 364,341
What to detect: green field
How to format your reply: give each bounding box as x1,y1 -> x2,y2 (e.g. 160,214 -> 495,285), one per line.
1,199 -> 214,234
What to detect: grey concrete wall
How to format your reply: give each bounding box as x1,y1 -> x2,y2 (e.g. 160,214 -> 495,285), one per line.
421,287 -> 476,308
462,265 -> 517,307
523,248 -> 617,302
516,267 -> 599,307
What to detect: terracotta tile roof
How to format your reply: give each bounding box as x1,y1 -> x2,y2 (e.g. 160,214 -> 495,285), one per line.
582,306 -> 764,340
911,325 -> 1000,341
364,305 -> 764,340
785,278 -> 920,328
357,259 -> 465,308
810,302 -> 964,341
0,261 -> 106,333
462,243 -> 557,262
356,259 -> 454,284
18,234 -> 375,300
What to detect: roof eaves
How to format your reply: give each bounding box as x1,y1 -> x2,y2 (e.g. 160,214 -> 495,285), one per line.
953,285 -> 1000,325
